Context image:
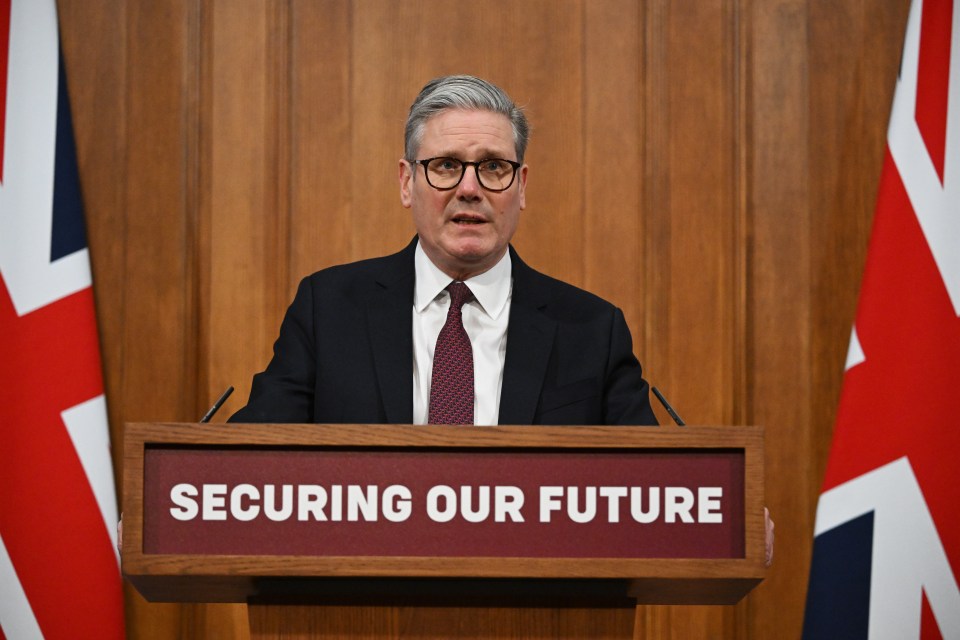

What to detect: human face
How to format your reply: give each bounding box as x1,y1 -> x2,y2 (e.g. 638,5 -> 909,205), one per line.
399,109 -> 527,281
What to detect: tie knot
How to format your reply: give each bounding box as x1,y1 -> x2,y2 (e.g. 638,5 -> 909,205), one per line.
446,282 -> 473,310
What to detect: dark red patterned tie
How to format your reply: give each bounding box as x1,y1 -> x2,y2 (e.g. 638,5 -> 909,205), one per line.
428,282 -> 474,424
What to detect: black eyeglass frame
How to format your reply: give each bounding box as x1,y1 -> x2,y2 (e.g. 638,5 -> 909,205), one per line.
410,157 -> 522,192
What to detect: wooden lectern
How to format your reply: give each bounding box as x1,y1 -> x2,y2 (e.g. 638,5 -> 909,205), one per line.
122,423 -> 765,639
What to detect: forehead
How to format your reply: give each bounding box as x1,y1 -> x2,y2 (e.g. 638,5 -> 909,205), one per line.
419,109 -> 516,159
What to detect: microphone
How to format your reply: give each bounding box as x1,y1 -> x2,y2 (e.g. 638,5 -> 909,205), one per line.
200,386 -> 234,423
651,386 -> 685,426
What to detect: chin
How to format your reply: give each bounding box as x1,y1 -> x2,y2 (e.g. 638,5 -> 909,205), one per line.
446,239 -> 495,261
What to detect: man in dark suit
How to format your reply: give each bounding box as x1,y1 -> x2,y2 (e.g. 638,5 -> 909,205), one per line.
231,75 -> 657,426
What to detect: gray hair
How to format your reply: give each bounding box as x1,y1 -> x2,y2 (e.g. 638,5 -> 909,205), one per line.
404,75 -> 530,163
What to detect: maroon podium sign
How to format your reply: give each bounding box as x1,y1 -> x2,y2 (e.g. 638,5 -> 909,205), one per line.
144,448 -> 744,559
123,423 -> 765,607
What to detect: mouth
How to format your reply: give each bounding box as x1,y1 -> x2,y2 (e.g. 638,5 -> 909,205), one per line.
450,213 -> 487,225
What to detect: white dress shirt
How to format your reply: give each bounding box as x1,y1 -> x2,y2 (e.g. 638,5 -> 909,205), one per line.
412,243 -> 512,425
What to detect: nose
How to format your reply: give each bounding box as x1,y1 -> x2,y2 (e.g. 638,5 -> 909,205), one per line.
456,165 -> 483,200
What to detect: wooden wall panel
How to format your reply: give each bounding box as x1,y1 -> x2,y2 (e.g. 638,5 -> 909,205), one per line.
642,0 -> 671,427
193,2 -> 287,636
748,0 -> 813,637
123,2 -> 200,638
54,0 -> 912,637
202,0 -> 289,426
347,1 -> 416,262
492,3 -> 586,289
648,0 -> 741,426
642,2 -> 743,637
288,0 -> 352,283
584,1 -> 646,355
119,0 -> 200,426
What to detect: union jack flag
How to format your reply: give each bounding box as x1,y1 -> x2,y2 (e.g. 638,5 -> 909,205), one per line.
0,0 -> 125,637
803,0 -> 960,638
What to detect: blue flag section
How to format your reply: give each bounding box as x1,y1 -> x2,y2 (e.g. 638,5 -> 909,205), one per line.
802,512 -> 874,640
51,48 -> 86,262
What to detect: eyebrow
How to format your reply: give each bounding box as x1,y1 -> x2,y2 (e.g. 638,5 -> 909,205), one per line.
435,149 -> 515,160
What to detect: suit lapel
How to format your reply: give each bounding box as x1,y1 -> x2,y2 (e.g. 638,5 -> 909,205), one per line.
498,248 -> 557,425
364,242 -> 557,425
367,240 -> 416,424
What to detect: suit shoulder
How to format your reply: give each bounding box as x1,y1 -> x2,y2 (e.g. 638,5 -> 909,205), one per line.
298,245 -> 412,294
522,266 -> 621,316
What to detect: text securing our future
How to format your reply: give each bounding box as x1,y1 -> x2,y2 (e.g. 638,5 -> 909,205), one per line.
167,483 -> 724,525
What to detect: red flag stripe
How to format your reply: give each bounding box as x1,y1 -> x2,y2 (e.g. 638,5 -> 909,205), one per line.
916,0 -> 954,184
0,281 -> 124,639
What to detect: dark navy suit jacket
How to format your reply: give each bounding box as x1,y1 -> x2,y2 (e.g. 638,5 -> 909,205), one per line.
231,239 -> 657,426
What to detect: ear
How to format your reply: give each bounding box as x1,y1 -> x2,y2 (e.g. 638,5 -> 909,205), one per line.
399,159 -> 414,208
517,164 -> 528,210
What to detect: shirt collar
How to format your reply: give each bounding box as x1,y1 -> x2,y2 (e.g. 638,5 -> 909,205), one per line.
414,241 -> 512,319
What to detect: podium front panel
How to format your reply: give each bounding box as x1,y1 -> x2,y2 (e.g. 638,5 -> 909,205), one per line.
123,423 -> 765,604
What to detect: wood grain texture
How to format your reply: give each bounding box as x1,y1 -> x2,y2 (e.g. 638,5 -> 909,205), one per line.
641,1 -> 744,636
747,0 -> 814,637
584,1 -> 646,359
288,0 -> 353,283
249,604 -> 636,640
54,0 -> 911,636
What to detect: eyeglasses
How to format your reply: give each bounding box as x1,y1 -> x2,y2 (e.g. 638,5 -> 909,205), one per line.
411,157 -> 522,192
